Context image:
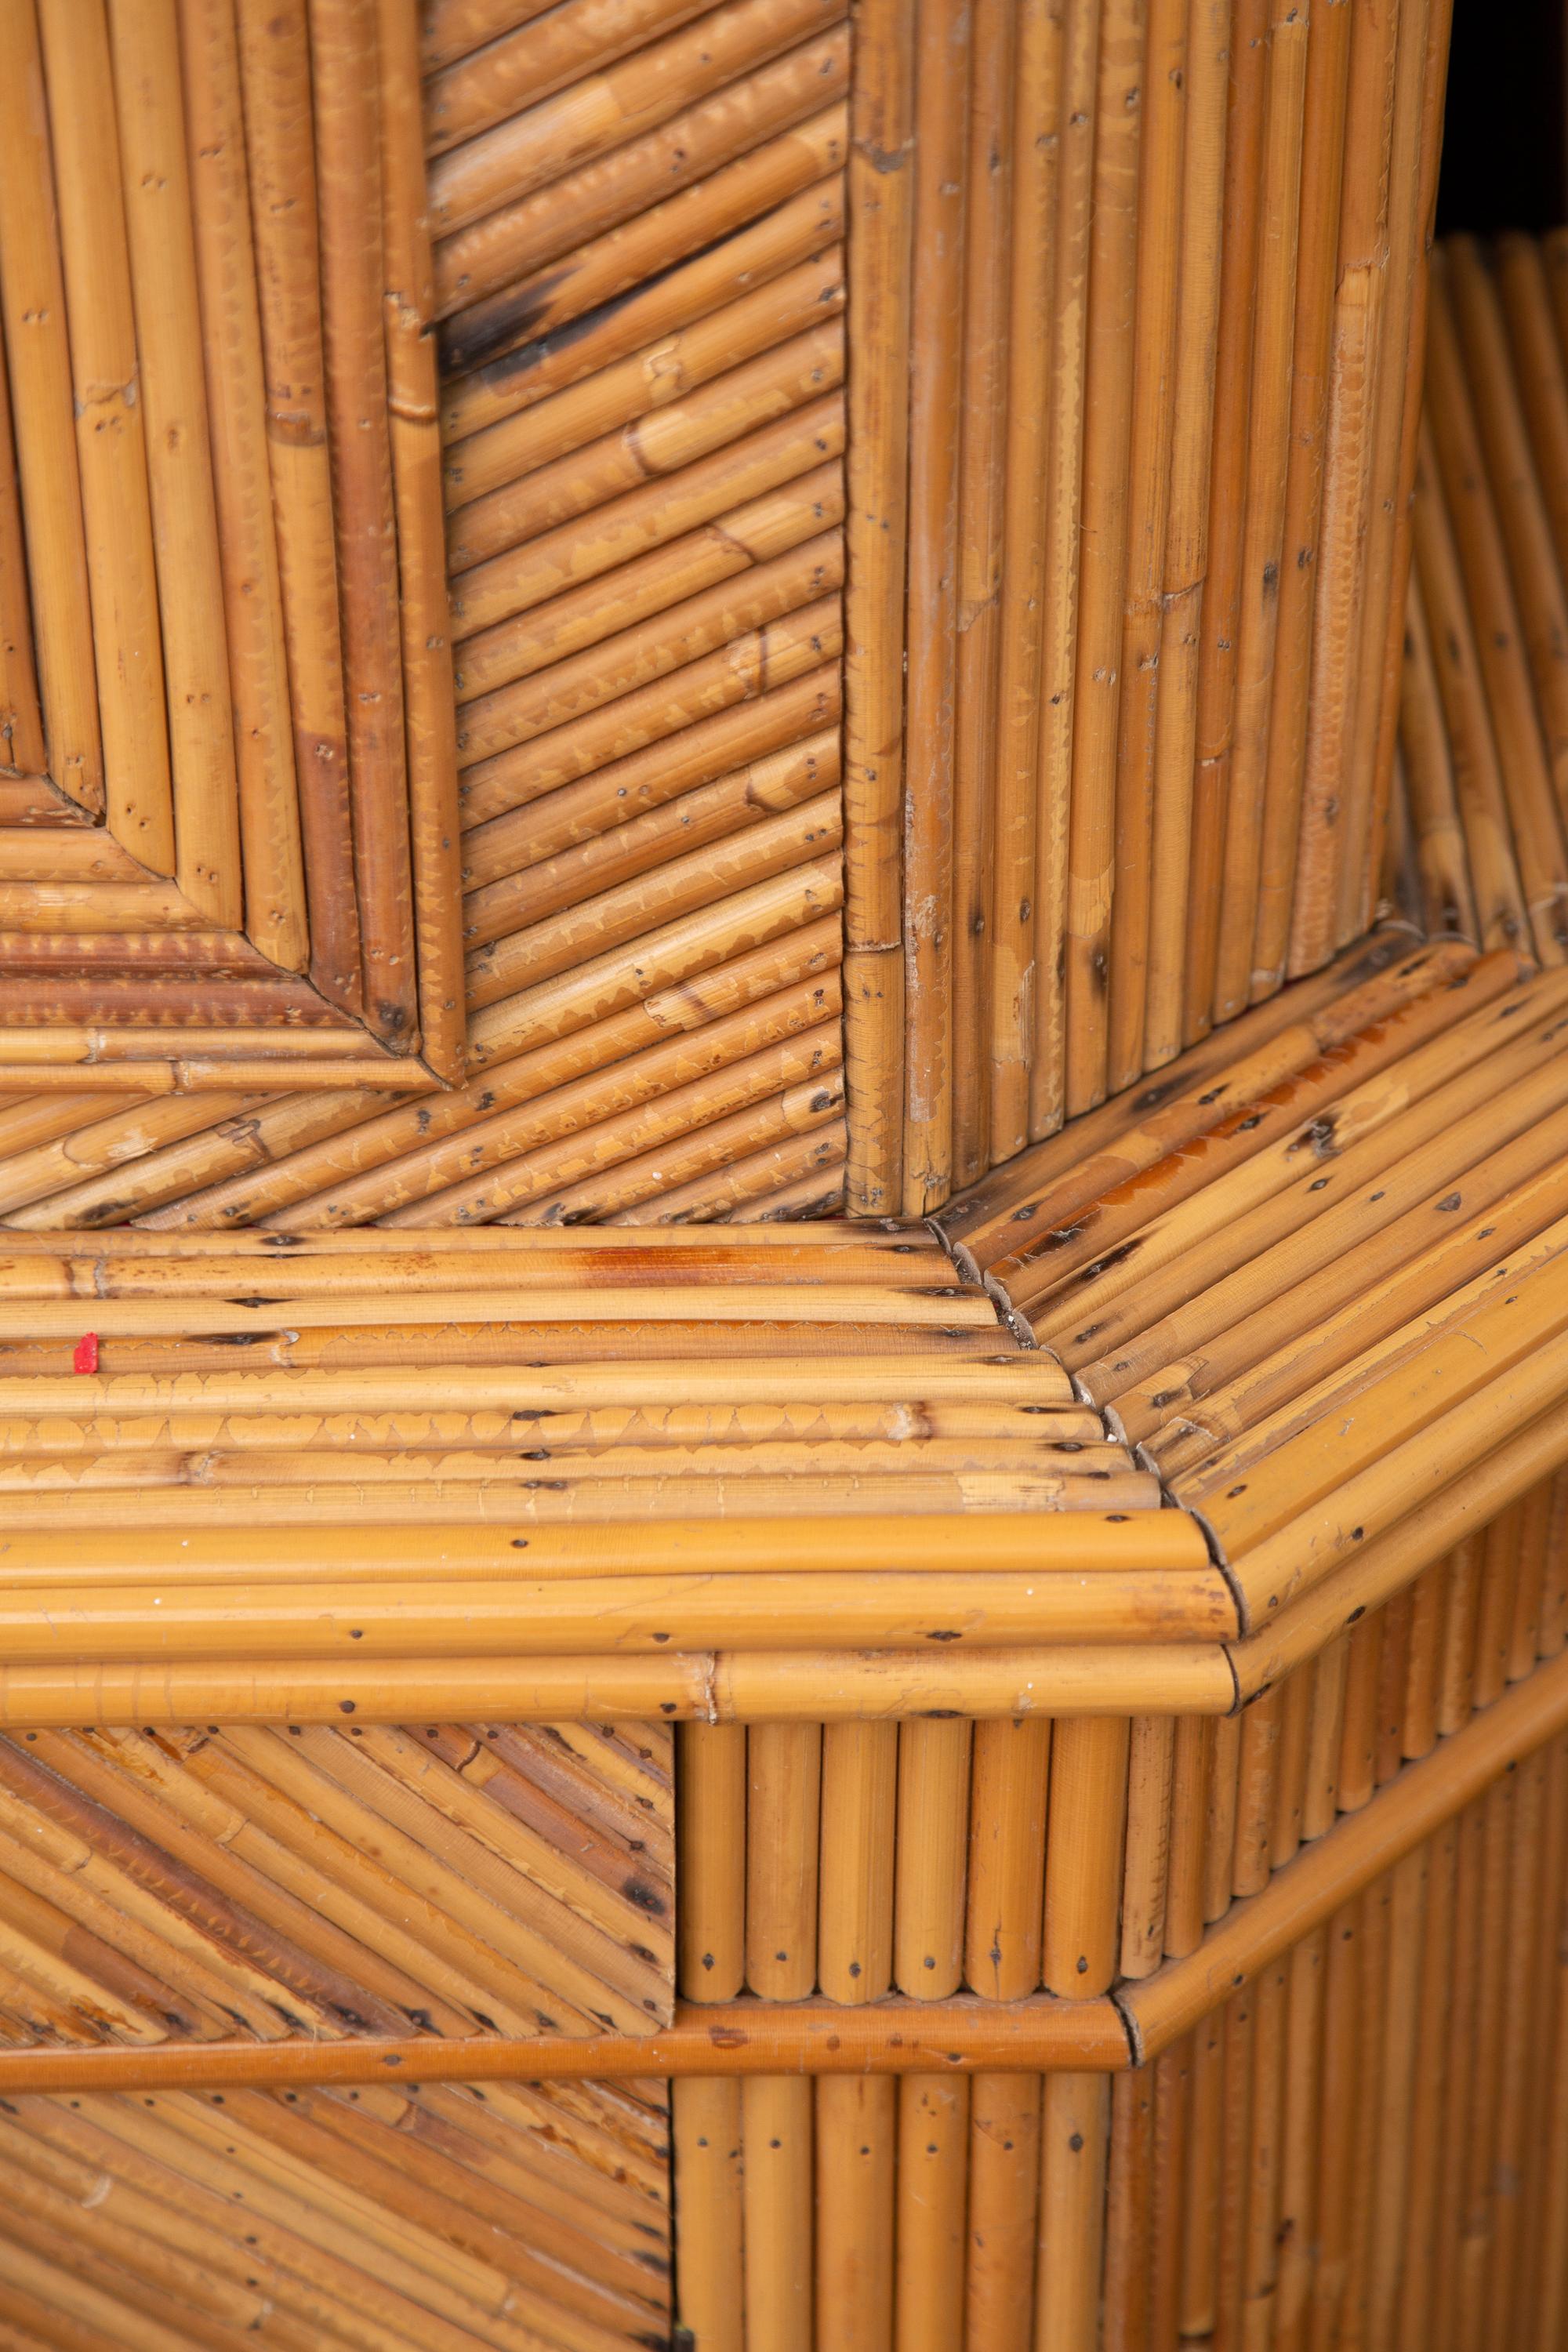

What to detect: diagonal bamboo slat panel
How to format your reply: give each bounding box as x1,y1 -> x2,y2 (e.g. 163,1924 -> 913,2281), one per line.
0,2072 -> 670,2352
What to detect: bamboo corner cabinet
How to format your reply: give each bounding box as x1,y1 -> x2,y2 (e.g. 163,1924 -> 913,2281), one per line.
3,0 -> 1568,2346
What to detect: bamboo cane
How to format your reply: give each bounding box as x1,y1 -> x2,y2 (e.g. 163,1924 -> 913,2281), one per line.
1358,0 -> 1457,941
428,0 -> 842,238
425,0 -> 713,155
1183,0 -> 1269,1044
1425,256 -> 1568,963
673,2076 -> 744,2350
747,1722 -> 822,1999
1104,0 -> 1186,1093
895,2074 -> 969,2352
744,2072 -> 814,2352
445,103 -> 850,380
1119,1713 -> 1175,1979
1288,0 -> 1401,974
964,1715 -> 1051,2001
443,177 -> 844,447
0,279 -> 44,786
1142,0 -> 1232,1069
815,2074 -> 895,2347
1035,2073 -> 1111,2352
893,1718 -> 971,1998
678,1722 -> 745,2002
1210,0 -> 1309,1024
964,2072 -> 1041,2352
1030,0 -> 1102,1140
986,0 -> 1059,1160
1250,0 -> 1355,994
1062,0 -> 1143,1116
817,1720 -> 897,2003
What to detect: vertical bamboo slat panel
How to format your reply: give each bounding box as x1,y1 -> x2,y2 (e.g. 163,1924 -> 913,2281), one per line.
848,0 -> 1455,1209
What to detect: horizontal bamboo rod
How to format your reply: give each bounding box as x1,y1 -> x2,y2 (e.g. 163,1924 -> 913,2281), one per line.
0,1991 -> 1132,2096
0,1286 -> 1000,1335
0,1642 -> 1236,1729
0,1059 -> 441,1093
0,1566 -> 1236,1661
0,1366 -> 1080,1414
1120,1635 -> 1568,2058
0,1512 -> 1193,1578
0,1221 -> 899,1253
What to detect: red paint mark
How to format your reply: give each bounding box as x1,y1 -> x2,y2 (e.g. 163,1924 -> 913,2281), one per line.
72,1333 -> 99,1375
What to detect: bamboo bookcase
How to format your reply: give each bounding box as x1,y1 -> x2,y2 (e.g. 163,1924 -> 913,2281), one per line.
3,0 -> 1568,2347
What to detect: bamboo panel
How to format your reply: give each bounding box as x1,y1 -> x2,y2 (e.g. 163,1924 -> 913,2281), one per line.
421,0 -> 854,1227
0,0 -> 463,1092
848,0 -> 1453,1212
0,1716 -> 673,2049
0,2073 -> 670,2352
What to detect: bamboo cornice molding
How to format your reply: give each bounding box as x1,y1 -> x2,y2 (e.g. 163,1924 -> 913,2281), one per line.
5,1628 -> 1565,2097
